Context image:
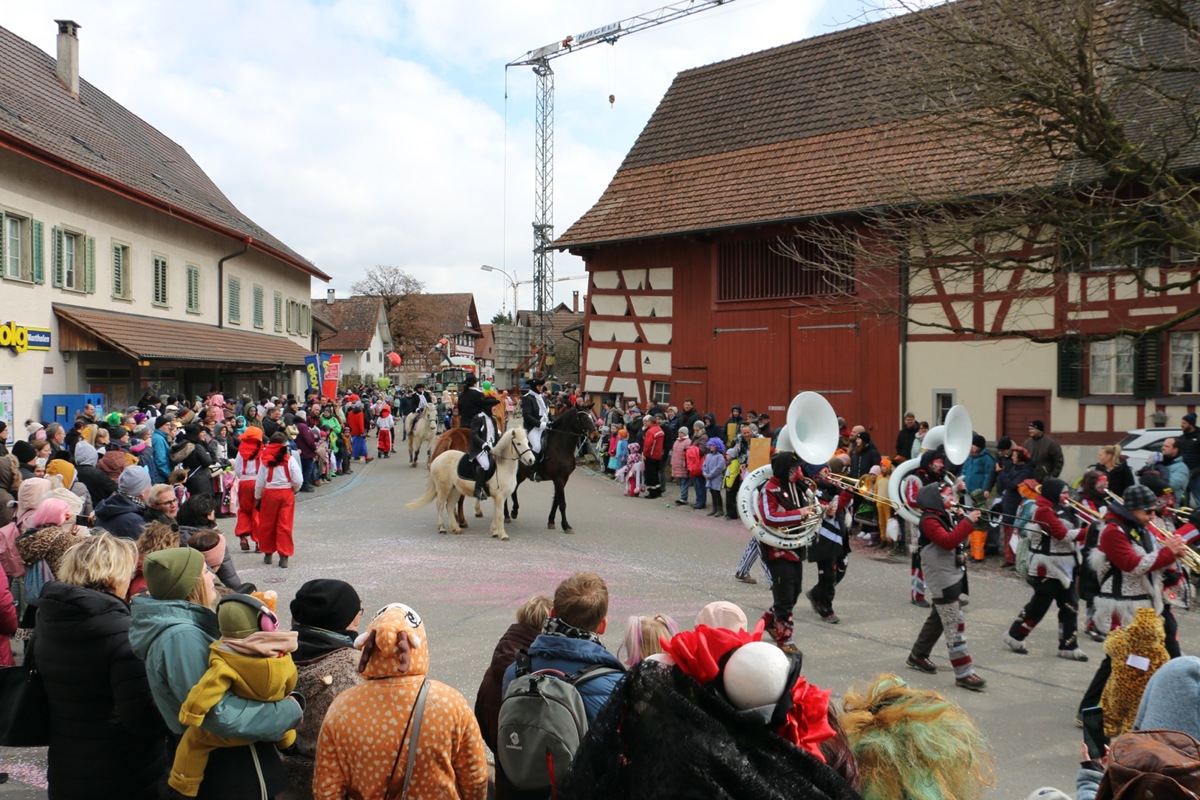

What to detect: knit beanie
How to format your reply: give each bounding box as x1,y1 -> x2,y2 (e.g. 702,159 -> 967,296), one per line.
74,441 -> 99,467
44,459 -> 76,489
1040,478 -> 1066,503
290,579 -> 362,632
218,594 -> 271,639
12,440 -> 36,464
971,433 -> 987,450
1122,483 -> 1157,512
1134,655 -> 1200,739
143,548 -> 206,600
118,465 -> 151,497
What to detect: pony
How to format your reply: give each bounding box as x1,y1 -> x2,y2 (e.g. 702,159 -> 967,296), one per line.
406,402 -> 439,467
506,403 -> 598,534
405,426 -> 534,540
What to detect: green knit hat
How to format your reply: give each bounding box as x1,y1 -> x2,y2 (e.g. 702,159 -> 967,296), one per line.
143,548 -> 205,601
217,595 -> 272,639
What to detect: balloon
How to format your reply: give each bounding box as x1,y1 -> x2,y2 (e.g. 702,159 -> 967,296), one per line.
376,376 -> 392,389
438,338 -> 449,347
481,380 -> 492,391
388,352 -> 401,367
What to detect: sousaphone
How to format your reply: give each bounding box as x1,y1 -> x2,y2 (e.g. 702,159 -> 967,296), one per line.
737,392 -> 839,550
888,404 -> 973,524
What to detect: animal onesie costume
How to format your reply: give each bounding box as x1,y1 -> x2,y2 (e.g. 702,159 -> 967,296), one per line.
171,594 -> 298,797
313,604 -> 488,800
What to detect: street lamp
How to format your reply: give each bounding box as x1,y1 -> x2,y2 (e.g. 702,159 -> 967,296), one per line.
480,264 -> 518,318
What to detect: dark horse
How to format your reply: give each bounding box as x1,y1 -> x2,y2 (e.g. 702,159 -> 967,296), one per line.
505,404 -> 598,534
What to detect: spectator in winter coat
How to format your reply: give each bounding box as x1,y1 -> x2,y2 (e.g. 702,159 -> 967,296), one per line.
691,420 -> 709,451
475,594 -> 553,800
1093,444 -> 1135,499
294,421 -> 320,490
687,437 -> 706,510
849,431 -> 881,479
94,467 -> 155,541
702,439 -> 727,516
37,533 -> 169,800
1023,420 -> 1064,480
670,431 -> 691,493
1156,437 -> 1191,500
151,416 -> 175,484
74,440 -> 118,505
0,453 -> 20,528
315,603 -> 488,800
642,417 -> 667,499
0,568 -> 16,666
172,424 -> 215,500
960,434 -> 997,499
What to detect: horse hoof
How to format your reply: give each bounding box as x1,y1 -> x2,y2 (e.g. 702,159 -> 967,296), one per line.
438,528 -> 447,535
563,527 -> 574,535
504,516 -> 512,524
493,532 -> 509,541
452,528 -> 463,535
547,523 -> 556,530
475,511 -> 484,518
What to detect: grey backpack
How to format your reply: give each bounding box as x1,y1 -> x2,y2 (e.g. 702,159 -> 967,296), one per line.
497,650 -> 620,792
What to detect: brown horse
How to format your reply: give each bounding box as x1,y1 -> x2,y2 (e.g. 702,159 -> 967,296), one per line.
506,404 -> 598,534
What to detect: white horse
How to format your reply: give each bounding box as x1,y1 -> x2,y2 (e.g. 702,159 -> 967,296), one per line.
405,426 -> 535,540
406,403 -> 439,467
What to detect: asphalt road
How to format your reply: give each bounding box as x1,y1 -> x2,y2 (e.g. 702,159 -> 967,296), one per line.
3,444 -> 1195,797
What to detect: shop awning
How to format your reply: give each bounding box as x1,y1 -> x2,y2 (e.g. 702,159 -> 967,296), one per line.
53,304 -> 312,367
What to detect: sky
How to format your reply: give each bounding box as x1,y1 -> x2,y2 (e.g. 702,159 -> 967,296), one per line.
3,0 -> 907,323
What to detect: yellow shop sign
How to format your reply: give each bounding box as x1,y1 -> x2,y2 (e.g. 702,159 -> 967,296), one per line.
0,320 -> 52,354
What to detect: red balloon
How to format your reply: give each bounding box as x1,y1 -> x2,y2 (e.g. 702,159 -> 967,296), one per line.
388,352 -> 401,367
439,338 -> 449,347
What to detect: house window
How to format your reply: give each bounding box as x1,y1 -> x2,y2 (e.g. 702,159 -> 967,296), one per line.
253,285 -> 264,328
365,351 -> 371,363
651,381 -> 671,405
4,213 -> 25,279
1170,332 -> 1200,394
112,243 -> 131,299
717,237 -> 854,302
274,291 -> 283,332
933,390 -> 956,424
62,230 -> 79,289
228,277 -> 241,323
151,255 -> 169,305
1089,338 -> 1135,395
186,264 -> 200,313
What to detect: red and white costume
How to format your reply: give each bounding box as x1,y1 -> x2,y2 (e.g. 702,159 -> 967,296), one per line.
233,439 -> 263,542
254,443 -> 303,557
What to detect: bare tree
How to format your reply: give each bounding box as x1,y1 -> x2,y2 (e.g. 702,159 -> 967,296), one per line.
351,265 -> 441,365
780,0 -> 1200,343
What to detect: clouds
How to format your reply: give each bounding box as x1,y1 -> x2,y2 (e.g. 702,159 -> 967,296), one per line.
3,0 -> 881,320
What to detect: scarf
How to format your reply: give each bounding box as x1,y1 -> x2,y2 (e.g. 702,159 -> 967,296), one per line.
543,616 -> 603,646
294,625 -> 357,663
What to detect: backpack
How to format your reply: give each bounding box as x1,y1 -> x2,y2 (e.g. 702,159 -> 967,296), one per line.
1095,729 -> 1200,799
1014,498 -> 1038,582
497,650 -> 621,792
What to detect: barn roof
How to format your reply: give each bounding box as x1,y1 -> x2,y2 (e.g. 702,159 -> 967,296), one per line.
315,295 -> 388,352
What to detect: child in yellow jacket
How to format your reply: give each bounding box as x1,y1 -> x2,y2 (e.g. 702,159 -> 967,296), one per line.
170,594 -> 299,797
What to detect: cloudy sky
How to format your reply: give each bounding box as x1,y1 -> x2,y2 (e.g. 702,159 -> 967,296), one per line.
4,0 -> 904,322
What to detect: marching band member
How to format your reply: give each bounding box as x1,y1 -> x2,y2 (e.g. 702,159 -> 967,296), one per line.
757,451 -> 814,655
1076,470 -> 1109,642
805,462 -> 849,624
1001,478 -> 1088,661
905,483 -> 987,692
901,449 -> 950,608
1078,483 -> 1190,716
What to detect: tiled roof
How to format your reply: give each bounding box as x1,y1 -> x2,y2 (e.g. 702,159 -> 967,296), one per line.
54,304 -> 312,366
554,0 -> 1174,249
314,295 -> 387,352
0,24 -> 328,280
401,293 -> 481,338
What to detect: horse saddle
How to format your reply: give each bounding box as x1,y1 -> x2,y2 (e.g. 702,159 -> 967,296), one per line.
457,452 -> 496,483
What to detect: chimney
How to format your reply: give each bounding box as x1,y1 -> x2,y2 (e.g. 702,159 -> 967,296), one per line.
54,20 -> 82,99
572,290 -> 579,313
326,288 -> 335,305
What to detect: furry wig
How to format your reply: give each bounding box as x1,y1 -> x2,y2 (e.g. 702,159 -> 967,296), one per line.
839,674 -> 994,800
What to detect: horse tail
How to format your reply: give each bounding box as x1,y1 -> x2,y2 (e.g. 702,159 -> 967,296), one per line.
405,475 -> 438,510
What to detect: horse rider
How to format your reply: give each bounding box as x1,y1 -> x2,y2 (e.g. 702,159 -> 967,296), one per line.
467,393 -> 501,501
406,383 -> 430,438
456,374 -> 487,429
522,377 -> 550,478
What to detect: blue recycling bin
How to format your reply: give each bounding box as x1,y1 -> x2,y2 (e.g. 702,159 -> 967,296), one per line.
41,393 -> 105,426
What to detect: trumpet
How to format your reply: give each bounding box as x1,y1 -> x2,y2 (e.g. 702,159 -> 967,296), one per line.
824,473 -> 898,508
1105,490 -> 1200,573
1064,498 -> 1102,526
1164,505 -> 1196,520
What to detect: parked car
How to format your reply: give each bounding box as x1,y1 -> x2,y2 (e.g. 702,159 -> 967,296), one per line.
1119,428 -> 1184,474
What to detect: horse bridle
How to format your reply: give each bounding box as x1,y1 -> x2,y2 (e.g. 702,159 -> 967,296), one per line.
497,434 -> 534,463
547,408 -> 597,441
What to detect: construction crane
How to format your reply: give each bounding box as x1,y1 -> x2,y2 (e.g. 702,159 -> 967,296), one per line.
507,0 -> 735,355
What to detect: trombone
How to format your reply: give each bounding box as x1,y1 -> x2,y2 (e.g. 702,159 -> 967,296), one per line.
1105,491 -> 1200,573
826,472 -> 1021,525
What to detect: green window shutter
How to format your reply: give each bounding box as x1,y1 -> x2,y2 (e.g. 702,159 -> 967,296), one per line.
1134,334 -> 1163,399
0,212 -> 6,274
274,292 -> 283,331
253,286 -> 264,327
229,278 -> 240,322
52,226 -> 64,287
84,236 -> 96,293
112,245 -> 123,297
1057,336 -> 1084,398
31,220 -> 44,283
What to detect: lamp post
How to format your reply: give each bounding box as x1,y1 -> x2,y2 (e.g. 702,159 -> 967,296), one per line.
480,264 -> 518,318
